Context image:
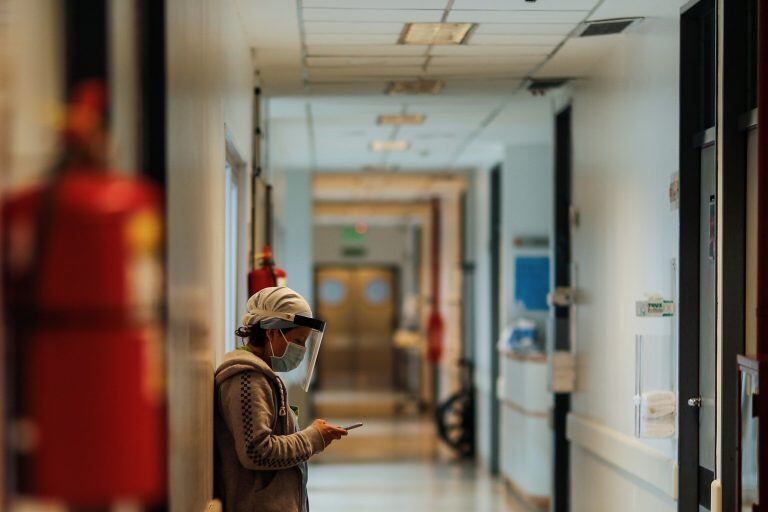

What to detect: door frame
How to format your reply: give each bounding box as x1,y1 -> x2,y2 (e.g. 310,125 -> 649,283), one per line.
489,164 -> 502,475
679,0 -> 719,509
720,0 -> 753,509
552,105 -> 572,512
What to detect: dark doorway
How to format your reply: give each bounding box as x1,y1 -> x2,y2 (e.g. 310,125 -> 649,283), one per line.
552,105 -> 572,512
489,164 -> 502,475
679,0 -> 719,510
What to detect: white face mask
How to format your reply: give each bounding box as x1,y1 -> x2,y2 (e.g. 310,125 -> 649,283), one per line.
268,329 -> 306,373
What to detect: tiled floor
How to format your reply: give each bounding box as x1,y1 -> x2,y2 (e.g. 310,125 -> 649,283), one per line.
307,391 -> 524,512
308,461 -> 525,512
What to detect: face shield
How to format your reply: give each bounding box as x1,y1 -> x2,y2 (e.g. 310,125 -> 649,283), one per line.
254,309 -> 325,391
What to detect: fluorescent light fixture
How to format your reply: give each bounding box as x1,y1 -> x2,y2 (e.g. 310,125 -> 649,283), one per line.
370,140 -> 410,152
385,79 -> 445,95
399,22 -> 475,45
377,114 -> 426,126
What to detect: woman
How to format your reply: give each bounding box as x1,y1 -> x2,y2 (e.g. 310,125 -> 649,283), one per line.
214,286 -> 347,512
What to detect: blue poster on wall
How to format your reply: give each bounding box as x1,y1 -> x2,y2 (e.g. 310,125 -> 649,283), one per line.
514,256 -> 550,311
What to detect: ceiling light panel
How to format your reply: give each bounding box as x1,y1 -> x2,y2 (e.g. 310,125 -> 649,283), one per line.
386,79 -> 445,95
371,140 -> 410,152
399,23 -> 476,45
447,10 -> 588,23
451,0 -> 597,9
303,8 -> 443,23
377,114 -> 426,125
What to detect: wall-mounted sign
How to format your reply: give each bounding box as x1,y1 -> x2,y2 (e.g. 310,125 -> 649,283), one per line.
636,296 -> 675,317
513,235 -> 549,248
515,256 -> 550,311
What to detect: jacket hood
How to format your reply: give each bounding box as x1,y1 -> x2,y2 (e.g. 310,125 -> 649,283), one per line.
215,348 -> 275,386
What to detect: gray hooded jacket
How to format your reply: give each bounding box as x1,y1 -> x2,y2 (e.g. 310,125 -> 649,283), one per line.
214,349 -> 325,512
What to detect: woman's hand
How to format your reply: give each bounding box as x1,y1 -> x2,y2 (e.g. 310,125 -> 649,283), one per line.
311,419 -> 348,447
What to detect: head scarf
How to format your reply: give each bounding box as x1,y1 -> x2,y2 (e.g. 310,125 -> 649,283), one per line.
241,286 -> 312,330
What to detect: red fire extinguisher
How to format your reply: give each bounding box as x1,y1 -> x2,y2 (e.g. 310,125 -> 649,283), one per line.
427,198 -> 444,364
248,244 -> 286,295
2,81 -> 166,506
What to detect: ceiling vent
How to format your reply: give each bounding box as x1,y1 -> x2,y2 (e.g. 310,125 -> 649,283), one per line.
385,79 -> 445,95
576,17 -> 643,37
527,79 -> 568,96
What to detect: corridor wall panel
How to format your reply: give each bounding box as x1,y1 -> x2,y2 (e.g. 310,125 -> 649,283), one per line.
166,0 -> 253,510
470,168 -> 494,469
564,0 -> 690,510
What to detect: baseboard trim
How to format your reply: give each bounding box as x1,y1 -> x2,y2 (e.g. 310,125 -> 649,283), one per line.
567,413 -> 678,500
503,475 -> 550,510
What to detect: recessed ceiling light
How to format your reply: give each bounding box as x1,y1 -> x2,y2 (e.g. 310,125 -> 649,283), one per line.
377,114 -> 426,126
385,79 -> 445,95
399,23 -> 476,45
370,140 -> 410,152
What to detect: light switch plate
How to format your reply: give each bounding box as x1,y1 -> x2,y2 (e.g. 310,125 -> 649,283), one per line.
206,500 -> 223,512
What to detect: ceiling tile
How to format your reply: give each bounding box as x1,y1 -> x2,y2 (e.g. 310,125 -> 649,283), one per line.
469,34 -> 563,45
303,8 -> 444,22
308,82 -> 390,95
307,45 -> 428,56
426,65 -> 531,77
303,0 -> 448,8
307,56 -> 426,67
309,66 -> 425,77
474,23 -> 576,35
429,45 -> 552,55
303,21 -> 404,34
451,0 -> 597,9
305,34 -> 399,45
447,10 -> 588,23
429,55 -> 542,65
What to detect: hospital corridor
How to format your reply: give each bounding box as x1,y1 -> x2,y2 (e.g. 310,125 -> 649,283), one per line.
1,0 -> 767,511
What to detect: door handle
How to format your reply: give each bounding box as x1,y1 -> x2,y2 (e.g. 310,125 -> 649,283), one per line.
687,396 -> 702,407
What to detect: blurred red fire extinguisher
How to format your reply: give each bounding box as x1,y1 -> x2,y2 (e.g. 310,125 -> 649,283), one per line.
248,244 -> 286,295
427,198 -> 444,364
2,81 -> 166,507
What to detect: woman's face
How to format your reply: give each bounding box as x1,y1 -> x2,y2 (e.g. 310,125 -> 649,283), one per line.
266,326 -> 312,357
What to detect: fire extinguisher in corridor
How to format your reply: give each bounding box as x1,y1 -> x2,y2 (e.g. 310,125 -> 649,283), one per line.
2,81 -> 166,507
427,198 -> 444,364
248,244 -> 287,295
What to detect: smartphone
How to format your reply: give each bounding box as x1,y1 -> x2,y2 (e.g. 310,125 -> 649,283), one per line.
342,423 -> 363,431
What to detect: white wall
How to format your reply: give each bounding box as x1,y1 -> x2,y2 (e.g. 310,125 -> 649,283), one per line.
498,144 -> 554,498
500,144 -> 553,333
565,4 -> 683,510
3,0 -> 62,189
166,0 -> 253,510
469,167 -> 494,468
274,170 -> 313,303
